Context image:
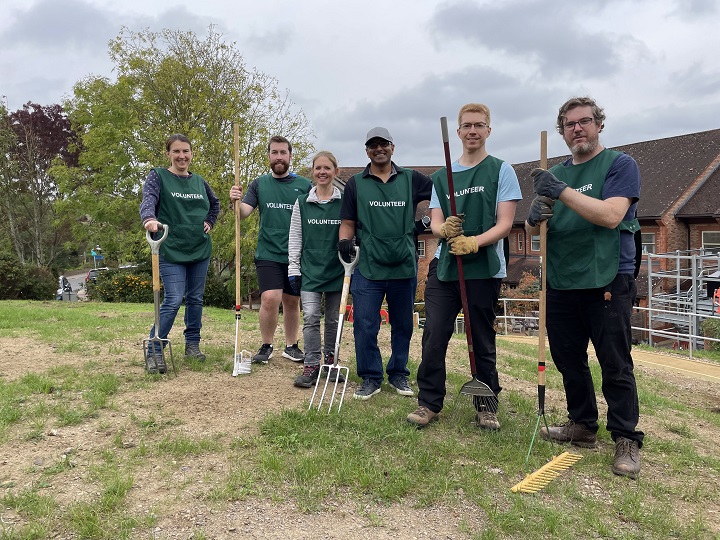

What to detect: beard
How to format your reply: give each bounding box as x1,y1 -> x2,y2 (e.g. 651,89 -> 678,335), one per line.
569,134 -> 599,157
271,160 -> 289,176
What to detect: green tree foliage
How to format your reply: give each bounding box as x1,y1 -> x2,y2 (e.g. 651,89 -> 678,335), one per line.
52,26 -> 314,291
0,102 -> 79,268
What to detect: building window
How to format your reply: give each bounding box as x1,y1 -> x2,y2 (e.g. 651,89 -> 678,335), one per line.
530,235 -> 540,252
641,233 -> 656,254
702,231 -> 720,254
517,234 -> 523,252
417,240 -> 426,258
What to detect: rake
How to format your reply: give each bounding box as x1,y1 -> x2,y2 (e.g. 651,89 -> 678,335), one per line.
511,130 -> 581,494
143,224 -> 177,376
309,247 -> 359,413
440,117 -> 498,414
232,122 -> 251,377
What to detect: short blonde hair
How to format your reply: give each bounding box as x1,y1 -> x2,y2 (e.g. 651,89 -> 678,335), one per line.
311,150 -> 339,169
457,103 -> 491,126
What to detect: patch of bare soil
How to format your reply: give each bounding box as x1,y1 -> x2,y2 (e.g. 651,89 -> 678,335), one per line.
1,330 -> 720,538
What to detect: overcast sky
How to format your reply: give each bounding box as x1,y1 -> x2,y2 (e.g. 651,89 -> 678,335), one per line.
2,0 -> 720,169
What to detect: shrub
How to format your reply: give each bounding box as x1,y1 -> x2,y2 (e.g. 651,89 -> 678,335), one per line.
0,254 -> 56,300
89,270 -> 153,303
701,318 -> 720,352
204,268 -> 233,309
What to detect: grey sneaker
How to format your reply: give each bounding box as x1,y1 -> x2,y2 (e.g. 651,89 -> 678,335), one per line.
253,343 -> 273,364
282,343 -> 304,362
407,405 -> 438,428
353,379 -> 381,400
612,437 -> 641,479
145,347 -> 167,374
184,342 -> 206,361
540,420 -> 597,448
388,375 -> 414,396
323,353 -> 345,383
294,364 -> 320,388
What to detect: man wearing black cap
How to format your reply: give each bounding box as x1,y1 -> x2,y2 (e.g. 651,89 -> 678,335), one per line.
338,127 -> 433,400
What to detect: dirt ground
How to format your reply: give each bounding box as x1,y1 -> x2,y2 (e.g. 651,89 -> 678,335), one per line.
1,331 -> 719,538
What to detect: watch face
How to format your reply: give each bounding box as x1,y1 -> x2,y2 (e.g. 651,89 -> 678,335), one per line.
421,215 -> 431,227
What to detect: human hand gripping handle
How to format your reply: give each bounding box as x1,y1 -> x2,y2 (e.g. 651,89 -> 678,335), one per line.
527,196 -> 555,227
531,168 -> 567,199
439,214 -> 464,239
448,235 -> 478,256
229,185 -> 243,203
337,239 -> 356,262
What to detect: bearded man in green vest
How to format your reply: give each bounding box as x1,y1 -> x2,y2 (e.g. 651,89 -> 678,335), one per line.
526,96 -> 643,479
338,127 -> 433,400
230,136 -> 311,364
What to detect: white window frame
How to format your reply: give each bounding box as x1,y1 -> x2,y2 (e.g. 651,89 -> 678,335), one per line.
417,240 -> 426,258
641,232 -> 656,254
702,231 -> 720,253
530,235 -> 540,252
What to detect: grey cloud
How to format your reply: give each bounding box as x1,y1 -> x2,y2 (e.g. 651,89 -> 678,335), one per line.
670,63 -> 720,98
429,1 -> 644,78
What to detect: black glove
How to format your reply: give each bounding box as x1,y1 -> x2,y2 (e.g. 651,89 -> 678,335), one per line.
337,239 -> 355,258
527,196 -> 555,226
531,168 -> 568,199
288,275 -> 302,296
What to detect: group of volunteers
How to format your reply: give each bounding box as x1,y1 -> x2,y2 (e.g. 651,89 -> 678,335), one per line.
140,96 -> 644,480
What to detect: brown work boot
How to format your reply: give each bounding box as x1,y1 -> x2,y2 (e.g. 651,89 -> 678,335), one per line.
407,406 -> 438,428
476,410 -> 500,431
540,420 -> 597,448
612,437 -> 641,479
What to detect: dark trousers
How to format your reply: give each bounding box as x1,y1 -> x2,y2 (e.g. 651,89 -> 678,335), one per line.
546,273 -> 644,446
417,259 -> 502,413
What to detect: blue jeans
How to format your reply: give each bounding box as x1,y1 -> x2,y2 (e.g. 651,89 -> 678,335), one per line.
301,290 -> 341,367
148,256 -> 210,347
350,270 -> 416,383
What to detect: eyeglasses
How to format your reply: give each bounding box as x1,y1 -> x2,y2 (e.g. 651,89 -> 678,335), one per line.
563,117 -> 595,131
459,122 -> 488,131
366,141 -> 392,150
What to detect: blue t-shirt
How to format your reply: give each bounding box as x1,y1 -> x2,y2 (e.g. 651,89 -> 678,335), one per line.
430,160 -> 522,278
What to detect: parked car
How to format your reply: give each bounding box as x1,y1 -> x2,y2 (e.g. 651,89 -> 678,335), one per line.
85,267 -> 109,283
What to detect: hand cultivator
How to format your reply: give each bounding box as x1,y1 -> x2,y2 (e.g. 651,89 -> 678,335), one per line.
232,123 -> 251,377
309,246 -> 360,413
440,117 -> 498,413
143,224 -> 176,376
511,131 -> 581,494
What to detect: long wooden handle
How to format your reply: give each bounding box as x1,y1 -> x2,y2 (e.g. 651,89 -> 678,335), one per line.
234,123 -> 242,310
538,131 -> 548,412
441,117 -> 477,376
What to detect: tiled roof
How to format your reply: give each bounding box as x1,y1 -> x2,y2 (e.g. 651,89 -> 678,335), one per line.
675,166 -> 720,218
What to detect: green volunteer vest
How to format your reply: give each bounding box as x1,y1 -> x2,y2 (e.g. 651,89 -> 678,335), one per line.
255,174 -> 312,263
298,194 -> 344,292
155,167 -> 211,263
548,149 -> 639,289
434,157 -> 502,282
355,168 -> 416,280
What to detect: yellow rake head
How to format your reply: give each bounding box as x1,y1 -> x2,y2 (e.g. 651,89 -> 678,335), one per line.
511,451 -> 583,494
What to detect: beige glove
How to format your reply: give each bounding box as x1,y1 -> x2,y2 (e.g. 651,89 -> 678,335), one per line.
439,215 -> 464,239
448,235 -> 478,256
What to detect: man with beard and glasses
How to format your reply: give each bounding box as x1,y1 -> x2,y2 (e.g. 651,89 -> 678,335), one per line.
230,136 -> 311,364
525,96 -> 644,479
338,127 -> 432,400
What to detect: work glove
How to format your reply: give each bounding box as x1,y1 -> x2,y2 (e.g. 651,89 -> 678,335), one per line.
439,214 -> 464,239
288,275 -> 302,296
448,235 -> 478,256
531,168 -> 568,199
527,196 -> 555,227
337,239 -> 355,259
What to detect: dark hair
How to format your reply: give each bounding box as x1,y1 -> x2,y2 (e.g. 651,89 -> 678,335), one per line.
556,97 -> 606,133
267,135 -> 292,154
165,133 -> 192,151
